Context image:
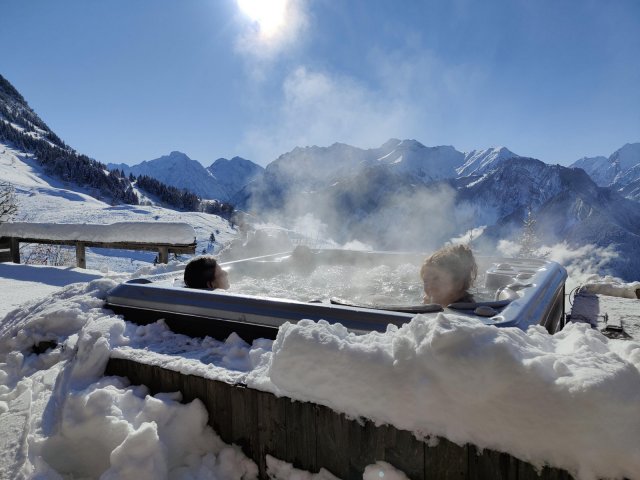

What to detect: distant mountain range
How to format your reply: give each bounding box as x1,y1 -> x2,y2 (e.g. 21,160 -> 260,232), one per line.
236,139 -> 640,280
2,72 -> 640,280
570,143 -> 640,200
109,152 -> 263,203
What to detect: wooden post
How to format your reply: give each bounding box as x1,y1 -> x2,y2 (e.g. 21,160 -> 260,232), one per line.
76,242 -> 86,269
10,237 -> 20,264
158,246 -> 169,264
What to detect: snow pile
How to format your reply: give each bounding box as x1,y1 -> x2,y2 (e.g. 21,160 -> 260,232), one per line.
265,456 -> 407,480
0,278 -> 257,479
266,455 -> 340,480
261,315 -> 640,480
0,221 -> 196,245
580,277 -> 640,299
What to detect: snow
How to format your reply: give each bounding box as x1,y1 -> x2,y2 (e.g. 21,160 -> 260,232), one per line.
0,267 -> 259,479
1,143 -> 236,272
0,221 -> 196,245
2,261 -> 640,480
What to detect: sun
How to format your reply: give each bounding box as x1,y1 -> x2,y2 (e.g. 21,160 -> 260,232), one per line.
237,0 -> 287,37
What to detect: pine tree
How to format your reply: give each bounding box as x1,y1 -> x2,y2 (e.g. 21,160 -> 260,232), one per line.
518,207 -> 545,258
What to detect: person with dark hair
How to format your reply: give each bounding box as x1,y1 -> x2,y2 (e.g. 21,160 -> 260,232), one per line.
420,244 -> 477,306
184,255 -> 230,290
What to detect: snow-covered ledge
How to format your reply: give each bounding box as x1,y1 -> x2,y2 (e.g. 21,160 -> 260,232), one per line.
0,221 -> 197,267
0,222 -> 196,244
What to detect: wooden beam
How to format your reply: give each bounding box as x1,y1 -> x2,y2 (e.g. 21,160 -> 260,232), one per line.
10,237 -> 20,264
76,242 -> 86,269
158,246 -> 169,264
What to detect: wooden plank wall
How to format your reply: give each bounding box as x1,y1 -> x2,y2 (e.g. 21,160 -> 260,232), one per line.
105,358 -> 574,480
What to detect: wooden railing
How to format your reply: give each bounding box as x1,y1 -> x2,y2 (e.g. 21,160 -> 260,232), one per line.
0,236 -> 196,268
0,222 -> 197,268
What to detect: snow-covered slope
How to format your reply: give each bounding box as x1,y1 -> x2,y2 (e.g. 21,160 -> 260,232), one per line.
0,74 -> 138,205
570,143 -> 640,195
1,145 -> 236,272
456,146 -> 520,177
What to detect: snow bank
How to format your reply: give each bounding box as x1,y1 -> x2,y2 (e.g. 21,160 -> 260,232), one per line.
0,278 -> 257,479
265,456 -> 409,480
580,277 -> 640,299
0,222 -> 196,245
260,316 -> 640,480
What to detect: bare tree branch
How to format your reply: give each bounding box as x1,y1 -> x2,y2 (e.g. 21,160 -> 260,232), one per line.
0,180 -> 18,223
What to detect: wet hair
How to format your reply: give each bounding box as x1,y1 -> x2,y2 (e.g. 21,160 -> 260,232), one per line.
420,244 -> 478,291
184,256 -> 218,289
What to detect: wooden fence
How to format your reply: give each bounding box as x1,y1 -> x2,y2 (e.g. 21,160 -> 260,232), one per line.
105,357 -> 574,480
0,236 -> 196,268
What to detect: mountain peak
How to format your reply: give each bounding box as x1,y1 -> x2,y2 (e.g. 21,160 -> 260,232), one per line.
380,138 -> 402,150
167,151 -> 190,159
456,146 -> 519,177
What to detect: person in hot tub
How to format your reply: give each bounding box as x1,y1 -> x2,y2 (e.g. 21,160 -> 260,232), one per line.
420,244 -> 477,306
184,255 -> 230,290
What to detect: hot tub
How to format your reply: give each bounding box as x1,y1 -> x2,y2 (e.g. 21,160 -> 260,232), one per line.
105,249 -> 567,342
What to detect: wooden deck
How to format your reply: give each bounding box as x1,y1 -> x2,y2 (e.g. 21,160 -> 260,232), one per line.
105,357 -> 574,480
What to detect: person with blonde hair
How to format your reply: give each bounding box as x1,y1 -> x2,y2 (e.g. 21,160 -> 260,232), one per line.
420,244 -> 477,306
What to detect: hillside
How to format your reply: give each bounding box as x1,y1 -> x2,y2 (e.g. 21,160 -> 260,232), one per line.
0,74 -> 207,211
0,74 -> 137,205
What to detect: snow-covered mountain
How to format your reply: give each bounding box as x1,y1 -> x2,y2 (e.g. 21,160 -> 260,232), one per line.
570,155 -> 610,186
238,141 -> 640,281
238,139 -> 486,213
110,152 -> 263,202
570,143 -> 640,198
456,158 -> 640,279
456,146 -> 520,177
365,139 -> 464,181
0,74 -> 137,204
110,151 -> 227,200
207,156 -> 264,202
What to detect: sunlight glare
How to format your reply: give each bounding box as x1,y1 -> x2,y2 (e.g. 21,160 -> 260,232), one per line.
237,0 -> 287,37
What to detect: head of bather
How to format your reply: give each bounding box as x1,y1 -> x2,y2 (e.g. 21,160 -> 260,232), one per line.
420,244 -> 477,306
184,255 -> 230,290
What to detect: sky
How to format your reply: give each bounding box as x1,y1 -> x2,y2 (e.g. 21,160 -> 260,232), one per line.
1,0 -> 639,167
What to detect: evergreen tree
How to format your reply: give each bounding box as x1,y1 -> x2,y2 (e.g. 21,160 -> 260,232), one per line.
518,207 -> 546,258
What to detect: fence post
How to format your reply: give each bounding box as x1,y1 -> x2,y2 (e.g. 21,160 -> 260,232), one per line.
76,242 -> 86,268
10,238 -> 20,264
158,246 -> 169,264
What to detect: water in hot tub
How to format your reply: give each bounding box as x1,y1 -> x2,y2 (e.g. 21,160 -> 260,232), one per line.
225,262 -> 490,306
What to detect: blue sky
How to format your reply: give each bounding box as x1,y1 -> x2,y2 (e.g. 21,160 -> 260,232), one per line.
2,0 -> 639,167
